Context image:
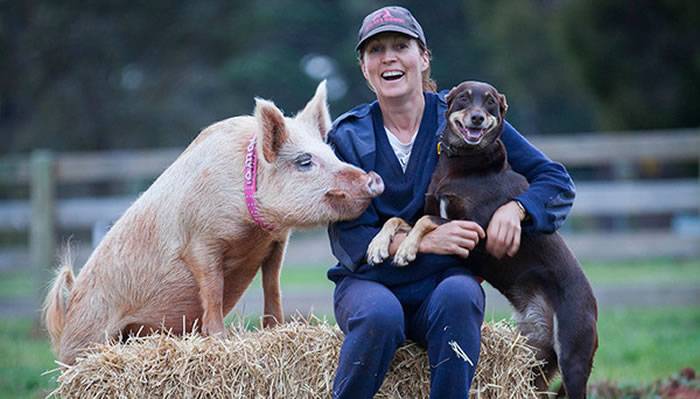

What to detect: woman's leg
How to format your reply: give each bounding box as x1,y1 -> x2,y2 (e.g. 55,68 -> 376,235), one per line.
332,277 -> 406,399
407,272 -> 485,399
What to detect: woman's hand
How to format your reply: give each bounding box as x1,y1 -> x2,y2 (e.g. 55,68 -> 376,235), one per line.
417,220 -> 485,259
486,201 -> 525,259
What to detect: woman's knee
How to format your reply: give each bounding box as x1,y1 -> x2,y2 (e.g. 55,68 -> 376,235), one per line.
347,301 -> 406,340
432,275 -> 485,315
335,278 -> 405,336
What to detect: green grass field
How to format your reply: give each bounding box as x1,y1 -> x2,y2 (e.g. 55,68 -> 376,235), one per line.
273,258 -> 700,289
591,307 -> 700,383
0,259 -> 698,398
0,320 -> 55,399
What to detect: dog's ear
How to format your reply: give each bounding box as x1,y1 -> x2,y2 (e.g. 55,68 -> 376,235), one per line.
446,81 -> 470,108
297,80 -> 332,142
254,98 -> 289,163
498,92 -> 509,116
445,85 -> 460,106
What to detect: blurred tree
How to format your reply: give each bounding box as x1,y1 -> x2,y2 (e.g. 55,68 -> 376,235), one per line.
558,0 -> 700,130
455,0 -> 601,134
0,0 -> 696,156
0,1 -> 243,152
221,0 -> 355,113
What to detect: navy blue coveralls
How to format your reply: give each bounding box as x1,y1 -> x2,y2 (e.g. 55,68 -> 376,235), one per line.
326,91 -> 575,399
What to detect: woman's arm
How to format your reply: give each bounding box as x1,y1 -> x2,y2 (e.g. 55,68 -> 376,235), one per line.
486,121 -> 576,258
326,127 -> 383,271
415,220 -> 485,258
502,121 -> 576,233
328,209 -> 382,271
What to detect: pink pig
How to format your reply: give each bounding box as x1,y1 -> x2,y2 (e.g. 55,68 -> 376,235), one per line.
44,81 -> 384,364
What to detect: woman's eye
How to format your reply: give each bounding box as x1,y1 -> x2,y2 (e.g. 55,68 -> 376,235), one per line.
295,154 -> 314,170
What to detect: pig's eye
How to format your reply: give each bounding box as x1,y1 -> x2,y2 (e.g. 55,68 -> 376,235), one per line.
294,153 -> 314,171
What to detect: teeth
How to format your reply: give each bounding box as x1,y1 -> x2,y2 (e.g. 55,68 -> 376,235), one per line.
381,71 -> 404,78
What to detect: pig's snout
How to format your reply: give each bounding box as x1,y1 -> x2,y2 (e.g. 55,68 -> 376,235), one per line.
323,168 -> 384,220
367,171 -> 384,197
326,170 -> 384,199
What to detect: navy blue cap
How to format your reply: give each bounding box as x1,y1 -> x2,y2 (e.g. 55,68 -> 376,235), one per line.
356,6 -> 426,52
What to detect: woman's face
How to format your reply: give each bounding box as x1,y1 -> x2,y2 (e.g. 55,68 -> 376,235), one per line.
360,33 -> 429,101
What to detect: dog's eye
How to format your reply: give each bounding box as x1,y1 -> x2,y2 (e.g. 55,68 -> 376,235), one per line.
294,153 -> 314,171
486,97 -> 496,106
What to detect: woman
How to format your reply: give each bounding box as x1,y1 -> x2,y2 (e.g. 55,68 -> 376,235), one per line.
326,6 -> 575,398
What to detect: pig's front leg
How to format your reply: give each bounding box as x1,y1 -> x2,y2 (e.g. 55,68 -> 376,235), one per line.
261,239 -> 287,328
366,217 -> 412,265
181,239 -> 226,336
393,215 -> 442,266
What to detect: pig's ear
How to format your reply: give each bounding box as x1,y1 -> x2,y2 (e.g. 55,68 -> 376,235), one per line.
298,80 -> 332,142
254,98 -> 288,163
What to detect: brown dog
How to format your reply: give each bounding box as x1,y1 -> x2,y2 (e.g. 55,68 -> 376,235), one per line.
44,82 -> 385,365
366,81 -> 598,398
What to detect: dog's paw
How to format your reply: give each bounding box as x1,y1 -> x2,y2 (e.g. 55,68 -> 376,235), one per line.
366,234 -> 391,265
393,241 -> 418,267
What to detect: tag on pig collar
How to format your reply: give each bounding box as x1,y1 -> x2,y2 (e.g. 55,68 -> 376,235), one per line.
244,135 -> 276,231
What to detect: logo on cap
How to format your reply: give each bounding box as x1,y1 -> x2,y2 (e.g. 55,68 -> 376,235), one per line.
365,9 -> 405,31
356,6 -> 426,51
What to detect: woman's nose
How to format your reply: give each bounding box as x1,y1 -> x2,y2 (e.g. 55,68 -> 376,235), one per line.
381,50 -> 397,63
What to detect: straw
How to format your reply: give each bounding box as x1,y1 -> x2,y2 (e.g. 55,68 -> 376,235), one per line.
49,318 -> 543,398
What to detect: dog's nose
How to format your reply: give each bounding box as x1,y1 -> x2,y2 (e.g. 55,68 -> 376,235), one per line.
471,113 -> 485,126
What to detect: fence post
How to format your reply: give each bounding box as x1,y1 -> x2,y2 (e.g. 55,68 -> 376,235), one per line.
30,150 -> 55,326
611,160 -> 634,231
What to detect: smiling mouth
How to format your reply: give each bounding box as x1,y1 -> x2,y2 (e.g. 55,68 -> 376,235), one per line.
454,123 -> 487,145
381,71 -> 405,81
464,127 -> 485,144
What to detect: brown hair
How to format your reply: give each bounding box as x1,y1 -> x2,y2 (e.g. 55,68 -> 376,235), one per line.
417,42 -> 438,92
358,38 -> 437,93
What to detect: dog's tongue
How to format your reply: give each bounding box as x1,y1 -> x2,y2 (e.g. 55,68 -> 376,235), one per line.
466,128 -> 483,141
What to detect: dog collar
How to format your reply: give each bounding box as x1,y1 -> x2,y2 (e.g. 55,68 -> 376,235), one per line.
437,138 -> 463,157
244,134 -> 275,231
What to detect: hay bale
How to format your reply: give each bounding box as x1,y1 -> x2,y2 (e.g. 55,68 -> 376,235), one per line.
49,319 -> 543,398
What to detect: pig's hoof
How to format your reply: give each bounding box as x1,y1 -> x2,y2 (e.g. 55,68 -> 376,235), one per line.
202,320 -> 226,338
262,314 -> 281,329
204,329 -> 227,340
367,236 -> 391,265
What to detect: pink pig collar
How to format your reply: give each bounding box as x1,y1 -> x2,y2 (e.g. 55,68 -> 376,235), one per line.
243,134 -> 276,231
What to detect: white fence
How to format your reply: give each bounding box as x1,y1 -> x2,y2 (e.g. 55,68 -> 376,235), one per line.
0,129 -> 698,313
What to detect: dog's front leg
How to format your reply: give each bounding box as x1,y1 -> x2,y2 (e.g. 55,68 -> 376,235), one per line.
394,215 -> 442,266
181,240 -> 225,336
261,239 -> 287,328
366,217 -> 412,265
